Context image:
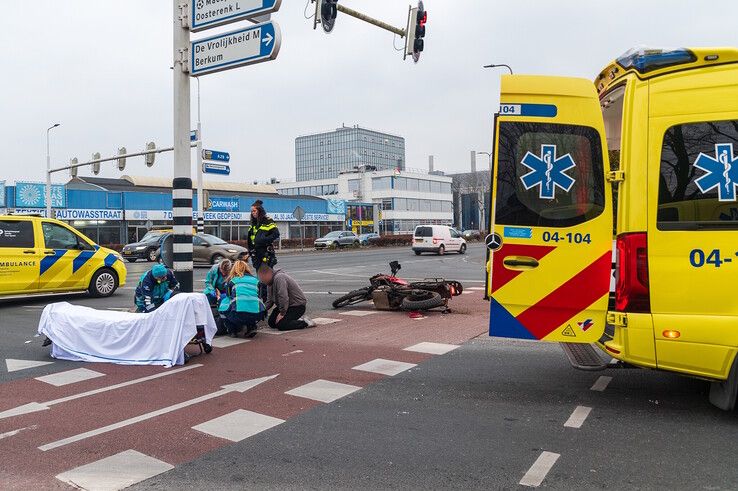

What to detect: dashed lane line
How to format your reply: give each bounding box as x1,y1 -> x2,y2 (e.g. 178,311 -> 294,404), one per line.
563,405 -> 592,429
590,375 -> 612,392
520,451 -> 560,487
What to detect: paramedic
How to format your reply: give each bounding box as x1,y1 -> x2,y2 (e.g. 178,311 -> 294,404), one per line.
222,260 -> 264,338
203,259 -> 232,307
134,263 -> 179,313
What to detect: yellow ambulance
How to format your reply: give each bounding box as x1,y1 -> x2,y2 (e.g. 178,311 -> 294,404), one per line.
487,47 -> 738,410
0,215 -> 127,298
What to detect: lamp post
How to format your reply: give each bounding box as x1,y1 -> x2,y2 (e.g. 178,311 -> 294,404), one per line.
194,76 -> 205,234
475,151 -> 493,232
483,63 -> 513,74
46,123 -> 61,217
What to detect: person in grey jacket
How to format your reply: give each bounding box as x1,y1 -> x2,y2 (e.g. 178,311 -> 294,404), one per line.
257,265 -> 315,331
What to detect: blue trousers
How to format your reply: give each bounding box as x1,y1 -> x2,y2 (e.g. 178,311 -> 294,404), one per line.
223,311 -> 263,335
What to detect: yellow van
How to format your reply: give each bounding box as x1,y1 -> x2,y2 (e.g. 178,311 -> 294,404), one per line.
0,215 -> 127,298
487,47 -> 738,410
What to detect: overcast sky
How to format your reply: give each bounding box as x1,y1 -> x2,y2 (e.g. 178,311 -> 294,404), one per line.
2,0 -> 737,186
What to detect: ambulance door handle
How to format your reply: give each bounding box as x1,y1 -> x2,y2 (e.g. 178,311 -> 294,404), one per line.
503,256 -> 539,270
43,250 -> 56,256
23,250 -> 35,254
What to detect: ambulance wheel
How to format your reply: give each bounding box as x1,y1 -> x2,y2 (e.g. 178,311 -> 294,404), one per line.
89,268 -> 118,298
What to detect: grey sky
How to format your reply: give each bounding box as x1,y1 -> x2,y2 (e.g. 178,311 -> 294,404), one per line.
2,1 -> 737,186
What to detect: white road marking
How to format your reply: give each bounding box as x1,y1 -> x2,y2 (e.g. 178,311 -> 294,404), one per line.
0,425 -> 37,441
285,379 -> 361,403
520,451 -> 560,487
590,375 -> 612,392
192,409 -> 284,442
461,291 -> 475,295
404,342 -> 459,355
56,449 -> 173,491
352,358 -> 417,376
38,375 -> 278,451
311,318 -> 343,325
340,310 -> 378,317
467,287 -> 486,291
302,291 -> 350,295
210,337 -> 250,348
0,364 -> 202,420
35,368 -> 106,387
282,350 -> 304,357
564,405 -> 592,429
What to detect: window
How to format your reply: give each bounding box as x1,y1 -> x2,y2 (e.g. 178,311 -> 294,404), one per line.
348,180 -> 360,192
407,179 -> 419,192
419,200 -> 431,212
0,220 -> 35,248
495,122 -> 605,227
394,198 -> 407,210
42,222 -> 91,250
431,181 -> 442,193
373,176 -> 392,190
658,120 -> 738,230
193,235 -> 206,246
419,180 -> 431,193
394,177 -> 407,190
415,226 -> 433,237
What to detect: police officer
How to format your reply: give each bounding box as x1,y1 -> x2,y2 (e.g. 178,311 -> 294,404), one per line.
248,200 -> 279,300
134,263 -> 179,312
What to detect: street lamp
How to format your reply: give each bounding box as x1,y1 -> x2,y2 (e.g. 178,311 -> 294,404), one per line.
46,123 -> 61,217
483,63 -> 513,74
477,151 -> 493,170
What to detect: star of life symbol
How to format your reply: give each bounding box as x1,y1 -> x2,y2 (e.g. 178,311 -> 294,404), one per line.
694,143 -> 738,202
520,144 -> 576,200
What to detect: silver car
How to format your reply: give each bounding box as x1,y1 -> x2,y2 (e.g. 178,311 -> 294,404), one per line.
314,231 -> 359,249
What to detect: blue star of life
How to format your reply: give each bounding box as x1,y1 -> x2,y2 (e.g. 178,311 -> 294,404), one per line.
694,143 -> 738,202
520,144 -> 576,199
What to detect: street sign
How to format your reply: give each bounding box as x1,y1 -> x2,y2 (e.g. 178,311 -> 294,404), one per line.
202,149 -> 230,162
293,205 -> 305,222
191,0 -> 282,33
202,163 -> 231,175
190,129 -> 199,142
190,21 -> 281,77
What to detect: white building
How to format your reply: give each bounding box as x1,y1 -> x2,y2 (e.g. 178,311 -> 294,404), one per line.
274,168 -> 453,234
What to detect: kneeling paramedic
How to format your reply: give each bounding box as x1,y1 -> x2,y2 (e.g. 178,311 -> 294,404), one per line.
204,259 -> 232,307
222,260 -> 264,338
134,263 -> 179,313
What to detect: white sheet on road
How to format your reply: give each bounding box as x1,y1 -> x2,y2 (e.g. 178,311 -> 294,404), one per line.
37,293 -> 216,367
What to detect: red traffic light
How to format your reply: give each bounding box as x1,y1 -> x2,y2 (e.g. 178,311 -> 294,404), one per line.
418,11 -> 427,26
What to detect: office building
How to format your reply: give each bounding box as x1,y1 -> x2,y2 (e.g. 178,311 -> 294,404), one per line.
295,125 -> 405,181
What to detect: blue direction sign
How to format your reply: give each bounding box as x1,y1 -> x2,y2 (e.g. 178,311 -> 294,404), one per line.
190,129 -> 198,142
202,149 -> 230,162
203,163 -> 231,175
191,0 -> 282,33
190,21 -> 281,77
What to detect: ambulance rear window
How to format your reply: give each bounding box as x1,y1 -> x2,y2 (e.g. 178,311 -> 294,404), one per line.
0,220 -> 35,248
658,120 -> 738,230
495,122 -> 605,227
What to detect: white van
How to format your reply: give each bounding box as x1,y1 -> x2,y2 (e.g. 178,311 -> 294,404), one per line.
412,225 -> 467,255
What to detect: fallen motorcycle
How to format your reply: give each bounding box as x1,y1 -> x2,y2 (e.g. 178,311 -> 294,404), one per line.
331,261 -> 463,312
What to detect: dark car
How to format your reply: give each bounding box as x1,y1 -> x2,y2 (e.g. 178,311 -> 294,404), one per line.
121,230 -> 167,262
314,231 -> 359,249
156,233 -> 249,265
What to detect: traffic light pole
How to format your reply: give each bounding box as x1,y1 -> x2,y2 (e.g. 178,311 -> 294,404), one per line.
173,0 -> 194,293
334,4 -> 406,37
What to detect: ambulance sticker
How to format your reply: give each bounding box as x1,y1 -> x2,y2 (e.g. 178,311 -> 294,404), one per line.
577,319 -> 594,332
694,143 -> 738,202
562,325 -> 576,337
520,144 -> 576,199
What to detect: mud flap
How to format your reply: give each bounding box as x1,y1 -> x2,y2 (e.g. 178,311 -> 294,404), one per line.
709,355 -> 738,411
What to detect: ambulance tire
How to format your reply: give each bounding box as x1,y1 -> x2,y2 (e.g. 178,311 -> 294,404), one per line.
89,268 -> 118,298
401,291 -> 444,311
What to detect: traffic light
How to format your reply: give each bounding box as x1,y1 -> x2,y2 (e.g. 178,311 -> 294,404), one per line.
145,142 -> 156,167
317,0 -> 338,33
70,158 -> 78,178
92,152 -> 101,175
117,147 -> 127,171
406,1 -> 426,63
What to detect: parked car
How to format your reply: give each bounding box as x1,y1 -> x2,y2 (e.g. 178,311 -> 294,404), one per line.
412,225 -> 467,255
358,232 -> 380,246
121,230 -> 168,262
462,229 -> 481,240
314,231 -> 359,249
157,233 -> 249,265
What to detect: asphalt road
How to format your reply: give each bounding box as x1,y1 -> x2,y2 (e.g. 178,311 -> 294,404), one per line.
0,244 -> 486,384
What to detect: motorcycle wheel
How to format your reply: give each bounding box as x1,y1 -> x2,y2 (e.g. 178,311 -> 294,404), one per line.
401,291 -> 445,311
332,287 -> 373,309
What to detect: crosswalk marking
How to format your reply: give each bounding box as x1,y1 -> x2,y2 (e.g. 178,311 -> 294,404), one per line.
285,379 -> 361,403
192,409 -> 284,442
56,449 -> 173,491
352,358 -> 416,376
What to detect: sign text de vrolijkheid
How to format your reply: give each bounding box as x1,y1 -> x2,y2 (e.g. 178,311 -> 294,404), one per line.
190,21 -> 280,76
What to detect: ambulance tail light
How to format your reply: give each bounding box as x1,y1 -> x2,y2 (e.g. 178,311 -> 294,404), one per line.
615,232 -> 650,313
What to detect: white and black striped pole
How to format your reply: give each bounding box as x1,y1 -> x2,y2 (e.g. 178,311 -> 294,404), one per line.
173,0 -> 193,292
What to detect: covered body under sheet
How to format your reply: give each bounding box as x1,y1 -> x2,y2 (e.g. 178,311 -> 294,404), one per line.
38,293 -> 217,367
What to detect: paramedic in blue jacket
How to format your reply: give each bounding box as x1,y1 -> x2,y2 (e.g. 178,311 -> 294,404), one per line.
203,259 -> 232,307
222,260 -> 264,338
134,263 -> 179,313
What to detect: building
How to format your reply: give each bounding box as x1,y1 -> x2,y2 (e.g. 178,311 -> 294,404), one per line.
275,168 -> 453,235
0,176 -> 346,245
295,125 -> 405,181
449,170 -> 491,231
